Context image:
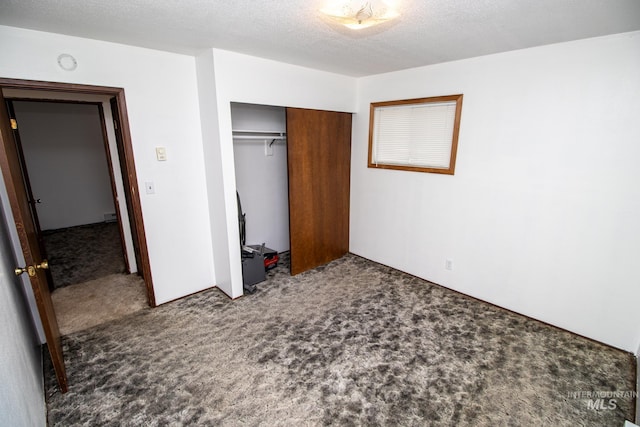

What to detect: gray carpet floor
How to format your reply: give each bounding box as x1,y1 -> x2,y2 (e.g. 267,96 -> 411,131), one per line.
45,254 -> 636,426
43,222 -> 126,289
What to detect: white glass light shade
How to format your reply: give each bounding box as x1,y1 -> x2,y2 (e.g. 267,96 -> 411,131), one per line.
320,0 -> 400,30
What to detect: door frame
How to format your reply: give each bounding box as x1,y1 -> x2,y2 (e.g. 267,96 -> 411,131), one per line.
0,77 -> 156,307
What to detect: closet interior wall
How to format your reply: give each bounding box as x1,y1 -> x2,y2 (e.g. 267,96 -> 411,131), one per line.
231,102 -> 289,254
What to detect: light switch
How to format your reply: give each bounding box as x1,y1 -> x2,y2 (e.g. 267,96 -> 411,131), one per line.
156,147 -> 167,161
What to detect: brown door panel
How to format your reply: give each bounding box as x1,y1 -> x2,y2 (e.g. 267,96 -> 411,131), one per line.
0,90 -> 68,392
287,108 -> 351,275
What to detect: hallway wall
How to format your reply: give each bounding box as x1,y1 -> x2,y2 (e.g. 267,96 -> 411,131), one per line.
13,100 -> 115,230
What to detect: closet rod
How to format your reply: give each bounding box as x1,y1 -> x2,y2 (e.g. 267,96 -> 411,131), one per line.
232,129 -> 286,142
233,135 -> 287,141
232,129 -> 286,135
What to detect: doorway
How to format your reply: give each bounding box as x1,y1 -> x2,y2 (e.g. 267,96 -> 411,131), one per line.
0,78 -> 154,392
7,98 -> 146,334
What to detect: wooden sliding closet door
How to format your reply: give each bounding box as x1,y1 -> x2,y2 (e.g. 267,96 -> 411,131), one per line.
286,108 -> 352,275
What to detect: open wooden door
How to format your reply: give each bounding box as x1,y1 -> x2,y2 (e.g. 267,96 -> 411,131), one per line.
0,91 -> 68,392
5,100 -> 57,291
286,108 -> 352,275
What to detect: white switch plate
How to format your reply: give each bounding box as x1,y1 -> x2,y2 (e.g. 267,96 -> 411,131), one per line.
145,181 -> 155,194
156,147 -> 167,161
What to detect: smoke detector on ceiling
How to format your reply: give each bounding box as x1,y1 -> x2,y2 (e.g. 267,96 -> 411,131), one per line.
57,54 -> 77,71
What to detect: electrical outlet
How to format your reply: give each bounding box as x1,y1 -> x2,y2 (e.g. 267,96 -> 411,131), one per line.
145,181 -> 155,194
445,259 -> 453,271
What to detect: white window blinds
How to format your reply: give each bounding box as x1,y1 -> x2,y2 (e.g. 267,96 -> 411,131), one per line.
368,94 -> 463,175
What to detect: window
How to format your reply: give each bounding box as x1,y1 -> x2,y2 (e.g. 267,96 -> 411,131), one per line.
368,94 -> 463,175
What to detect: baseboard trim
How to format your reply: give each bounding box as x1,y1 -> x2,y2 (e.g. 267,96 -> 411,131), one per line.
155,285 -> 218,306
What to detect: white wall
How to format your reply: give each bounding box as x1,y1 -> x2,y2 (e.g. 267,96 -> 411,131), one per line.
197,48 -> 356,298
350,31 -> 640,352
232,103 -> 289,252
0,186 -> 46,427
0,25 -> 214,304
194,50 -> 225,296
13,101 -> 115,230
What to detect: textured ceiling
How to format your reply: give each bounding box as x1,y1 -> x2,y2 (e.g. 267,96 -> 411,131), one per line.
1,0 -> 639,76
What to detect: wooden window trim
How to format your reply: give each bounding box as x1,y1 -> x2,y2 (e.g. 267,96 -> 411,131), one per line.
368,94 -> 463,175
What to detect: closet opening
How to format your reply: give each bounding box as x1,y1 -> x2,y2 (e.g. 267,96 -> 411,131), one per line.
230,102 -> 352,296
231,103 -> 289,292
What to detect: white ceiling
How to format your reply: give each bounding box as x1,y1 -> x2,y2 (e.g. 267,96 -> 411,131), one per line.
1,0 -> 639,77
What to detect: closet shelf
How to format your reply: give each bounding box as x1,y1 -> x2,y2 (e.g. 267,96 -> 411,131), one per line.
232,129 -> 287,141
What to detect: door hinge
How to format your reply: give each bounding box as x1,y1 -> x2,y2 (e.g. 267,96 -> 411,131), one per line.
10,118 -> 17,130
113,119 -> 118,130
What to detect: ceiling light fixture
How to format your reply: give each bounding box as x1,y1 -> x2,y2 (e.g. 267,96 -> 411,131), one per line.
320,0 -> 400,30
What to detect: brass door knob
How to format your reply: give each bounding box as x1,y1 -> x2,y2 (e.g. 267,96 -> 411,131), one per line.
15,260 -> 48,277
15,266 -> 36,277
